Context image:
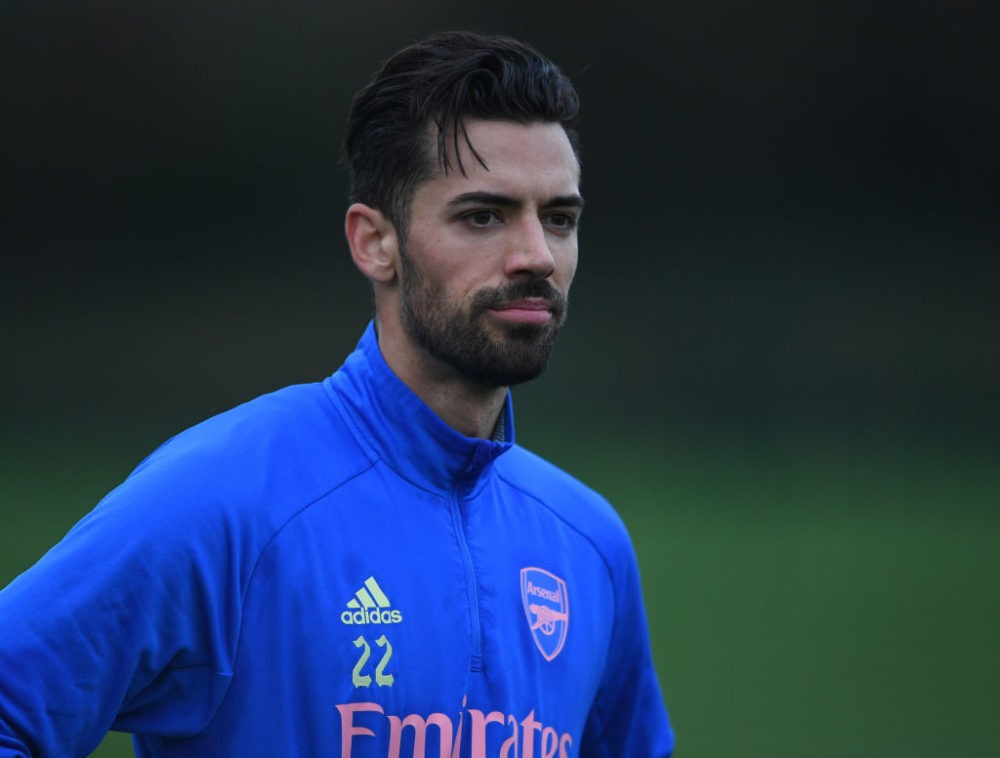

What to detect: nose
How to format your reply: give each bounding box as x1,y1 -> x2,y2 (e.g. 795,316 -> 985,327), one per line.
504,216 -> 556,279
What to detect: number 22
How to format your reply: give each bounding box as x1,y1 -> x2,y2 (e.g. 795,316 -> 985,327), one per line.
352,634 -> 395,687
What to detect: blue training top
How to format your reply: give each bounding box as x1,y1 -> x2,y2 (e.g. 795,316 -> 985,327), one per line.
0,323 -> 674,757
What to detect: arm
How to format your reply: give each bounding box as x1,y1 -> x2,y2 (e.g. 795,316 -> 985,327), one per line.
581,536 -> 675,757
0,463 -> 239,755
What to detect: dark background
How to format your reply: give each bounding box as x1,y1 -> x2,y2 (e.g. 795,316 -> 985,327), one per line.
4,0 -> 997,436
2,2 -> 998,756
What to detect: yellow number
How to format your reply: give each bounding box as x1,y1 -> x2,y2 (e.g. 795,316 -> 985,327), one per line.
352,635 -> 372,687
351,634 -> 395,688
374,635 -> 395,686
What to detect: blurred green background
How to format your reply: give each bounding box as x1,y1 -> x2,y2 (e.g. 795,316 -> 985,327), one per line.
2,1 -> 997,756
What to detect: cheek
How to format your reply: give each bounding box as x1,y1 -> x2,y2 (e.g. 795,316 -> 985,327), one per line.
556,247 -> 579,290
414,255 -> 486,305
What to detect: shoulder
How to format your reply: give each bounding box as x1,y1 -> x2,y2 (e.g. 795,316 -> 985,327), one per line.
495,444 -> 634,558
140,381 -> 366,483
98,381 -> 372,543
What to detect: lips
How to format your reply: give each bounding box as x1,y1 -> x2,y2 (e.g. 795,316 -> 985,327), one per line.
488,298 -> 554,324
473,280 -> 566,326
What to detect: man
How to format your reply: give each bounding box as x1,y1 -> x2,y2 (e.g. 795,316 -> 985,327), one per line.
0,31 -> 674,756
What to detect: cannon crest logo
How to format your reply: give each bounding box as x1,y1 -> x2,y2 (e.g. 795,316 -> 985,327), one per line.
520,567 -> 569,661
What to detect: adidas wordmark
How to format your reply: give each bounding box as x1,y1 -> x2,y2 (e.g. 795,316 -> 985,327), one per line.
340,576 -> 403,625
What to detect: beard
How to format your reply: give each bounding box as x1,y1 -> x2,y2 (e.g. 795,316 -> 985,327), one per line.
398,246 -> 568,387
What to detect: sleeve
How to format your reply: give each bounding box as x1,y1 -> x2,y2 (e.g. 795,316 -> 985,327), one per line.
580,532 -> 675,758
0,458 -> 242,756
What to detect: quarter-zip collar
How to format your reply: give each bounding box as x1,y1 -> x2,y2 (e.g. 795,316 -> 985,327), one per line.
326,322 -> 515,495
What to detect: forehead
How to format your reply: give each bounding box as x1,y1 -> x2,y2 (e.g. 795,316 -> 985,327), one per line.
419,119 -> 581,201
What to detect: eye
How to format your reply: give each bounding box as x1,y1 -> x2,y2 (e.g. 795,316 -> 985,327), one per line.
545,212 -> 579,231
463,209 -> 501,228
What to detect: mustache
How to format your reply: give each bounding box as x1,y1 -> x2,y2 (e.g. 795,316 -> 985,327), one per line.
471,280 -> 567,316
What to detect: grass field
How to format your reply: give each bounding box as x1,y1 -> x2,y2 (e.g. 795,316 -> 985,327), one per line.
2,424 -> 998,756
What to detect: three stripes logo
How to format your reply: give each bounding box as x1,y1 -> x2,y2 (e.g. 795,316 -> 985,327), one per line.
340,576 -> 403,625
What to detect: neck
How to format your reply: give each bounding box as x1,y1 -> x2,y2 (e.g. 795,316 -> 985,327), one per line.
375,317 -> 508,440
412,374 -> 508,440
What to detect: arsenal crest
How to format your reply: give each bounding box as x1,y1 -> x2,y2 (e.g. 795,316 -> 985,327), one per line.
520,567 -> 569,661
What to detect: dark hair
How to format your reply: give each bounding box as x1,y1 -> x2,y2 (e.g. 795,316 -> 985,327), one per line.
342,31 -> 581,235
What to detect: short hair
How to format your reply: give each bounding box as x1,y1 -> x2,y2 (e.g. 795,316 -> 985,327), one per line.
342,31 -> 581,235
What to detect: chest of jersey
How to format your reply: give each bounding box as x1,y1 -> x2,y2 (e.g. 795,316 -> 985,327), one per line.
183,464 -> 613,756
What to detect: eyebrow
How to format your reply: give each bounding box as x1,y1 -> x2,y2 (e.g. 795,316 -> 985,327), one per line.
445,191 -> 585,210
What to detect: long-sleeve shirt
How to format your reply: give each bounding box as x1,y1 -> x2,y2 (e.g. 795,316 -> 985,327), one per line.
0,322 -> 674,757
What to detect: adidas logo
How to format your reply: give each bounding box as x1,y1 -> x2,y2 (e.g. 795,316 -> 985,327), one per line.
340,576 -> 403,625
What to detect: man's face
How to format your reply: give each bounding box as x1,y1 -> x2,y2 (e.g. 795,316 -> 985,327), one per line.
397,119 -> 582,387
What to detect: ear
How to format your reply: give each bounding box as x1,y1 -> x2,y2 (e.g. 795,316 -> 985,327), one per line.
344,203 -> 400,285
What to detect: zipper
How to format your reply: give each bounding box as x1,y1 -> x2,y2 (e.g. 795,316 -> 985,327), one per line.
449,491 -> 484,672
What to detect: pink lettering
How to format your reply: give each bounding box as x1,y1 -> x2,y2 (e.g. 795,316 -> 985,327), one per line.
451,698 -> 465,758
335,699 -> 572,758
526,582 -> 562,603
336,701 -> 383,757
469,709 -> 506,755
388,712 -> 454,758
540,727 -> 559,758
500,714 -> 519,758
520,709 -> 541,758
